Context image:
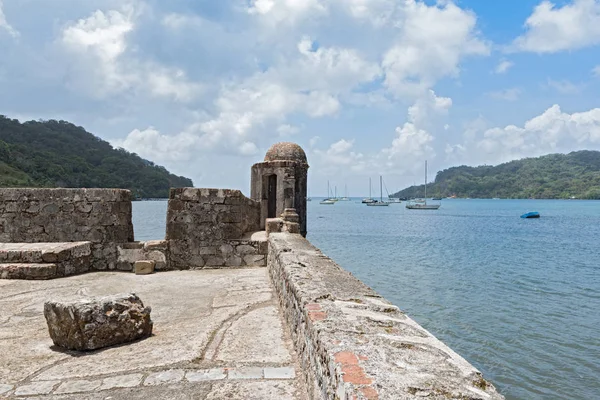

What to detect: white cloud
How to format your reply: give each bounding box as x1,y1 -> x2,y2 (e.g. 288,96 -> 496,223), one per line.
407,90 -> 452,126
380,122 -> 435,172
61,7 -> 135,94
488,88 -> 522,101
115,127 -> 199,162
494,59 -> 514,74
146,66 -> 202,102
337,0 -> 396,27
277,124 -> 300,137
546,78 -> 583,94
61,6 -> 202,101
290,37 -> 382,94
453,105 -> 600,166
592,65 -> 600,76
312,139 -> 366,174
246,0 -> 327,25
0,0 -> 18,37
381,0 -> 489,98
161,13 -> 203,30
511,0 -> 600,53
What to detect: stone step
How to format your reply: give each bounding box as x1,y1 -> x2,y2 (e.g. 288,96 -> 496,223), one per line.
0,263 -> 58,280
0,242 -> 92,279
0,241 -> 91,263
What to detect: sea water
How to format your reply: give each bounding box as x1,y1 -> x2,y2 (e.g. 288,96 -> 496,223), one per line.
132,199 -> 600,400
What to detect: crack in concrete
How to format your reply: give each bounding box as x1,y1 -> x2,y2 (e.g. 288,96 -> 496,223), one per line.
197,299 -> 275,363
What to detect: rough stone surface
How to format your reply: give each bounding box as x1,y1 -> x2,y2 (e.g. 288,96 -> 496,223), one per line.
117,240 -> 169,271
0,384 -> 13,394
264,367 -> 296,380
1,269 -> 307,400
252,143 -> 309,236
43,293 -> 153,351
0,262 -> 58,280
264,142 -> 308,164
134,260 -> 155,275
217,306 -> 291,363
228,367 -> 264,380
186,369 -> 227,382
143,369 -> 185,386
166,188 -> 265,269
99,374 -> 144,390
0,188 -> 134,270
266,218 -> 283,236
13,380 -> 60,396
55,379 -> 101,394
268,232 -> 505,400
0,241 -> 92,279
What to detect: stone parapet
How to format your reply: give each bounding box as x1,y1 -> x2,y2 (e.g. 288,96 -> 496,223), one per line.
166,188 -> 262,269
267,232 -> 505,400
0,188 -> 134,270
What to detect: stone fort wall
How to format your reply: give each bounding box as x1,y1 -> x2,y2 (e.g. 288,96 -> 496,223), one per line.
0,188 -> 268,272
0,188 -> 133,270
166,188 -> 265,269
267,231 -> 504,400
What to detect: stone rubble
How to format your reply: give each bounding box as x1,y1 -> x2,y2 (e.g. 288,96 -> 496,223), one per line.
43,293 -> 153,351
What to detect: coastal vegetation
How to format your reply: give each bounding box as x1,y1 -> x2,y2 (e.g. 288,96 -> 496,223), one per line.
0,116 -> 192,198
393,151 -> 600,200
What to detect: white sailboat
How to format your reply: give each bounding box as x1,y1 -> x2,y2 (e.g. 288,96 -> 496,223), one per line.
406,161 -> 440,210
320,181 -> 335,205
367,176 -> 390,206
339,184 -> 350,201
362,178 -> 376,203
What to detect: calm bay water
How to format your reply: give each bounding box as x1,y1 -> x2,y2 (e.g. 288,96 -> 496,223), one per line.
132,199 -> 600,400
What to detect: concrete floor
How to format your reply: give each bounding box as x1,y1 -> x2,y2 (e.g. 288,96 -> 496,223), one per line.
0,269 -> 308,399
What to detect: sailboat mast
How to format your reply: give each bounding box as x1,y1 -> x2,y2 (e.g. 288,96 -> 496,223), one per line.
380,176 -> 383,201
424,161 -> 427,202
369,177 -> 372,199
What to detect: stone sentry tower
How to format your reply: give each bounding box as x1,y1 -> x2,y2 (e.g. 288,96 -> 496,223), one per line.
251,142 -> 309,237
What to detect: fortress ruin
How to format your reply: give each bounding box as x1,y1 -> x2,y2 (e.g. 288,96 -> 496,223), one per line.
0,142 -> 504,399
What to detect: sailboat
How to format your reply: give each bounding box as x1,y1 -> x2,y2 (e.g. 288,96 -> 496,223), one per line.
320,181 -> 335,205
367,176 -> 390,206
406,161 -> 440,210
339,184 -> 350,201
362,178 -> 376,203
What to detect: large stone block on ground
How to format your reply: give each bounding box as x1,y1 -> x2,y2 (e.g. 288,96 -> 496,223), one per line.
135,260 -> 155,275
43,293 -> 153,351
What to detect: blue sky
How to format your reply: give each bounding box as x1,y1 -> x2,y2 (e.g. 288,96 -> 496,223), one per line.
1,0 -> 600,196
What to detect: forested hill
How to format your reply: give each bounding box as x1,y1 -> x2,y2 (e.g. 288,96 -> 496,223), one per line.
392,151 -> 600,200
0,116 -> 193,198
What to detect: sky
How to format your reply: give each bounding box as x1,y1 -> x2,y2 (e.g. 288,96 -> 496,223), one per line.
1,0 -> 600,197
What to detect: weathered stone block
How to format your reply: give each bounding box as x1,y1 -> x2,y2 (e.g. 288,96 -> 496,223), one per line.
43,293 -> 153,351
135,260 -> 155,275
225,255 -> 242,267
235,244 -> 257,255
266,218 -> 283,235
144,240 -> 168,251
243,255 -> 265,265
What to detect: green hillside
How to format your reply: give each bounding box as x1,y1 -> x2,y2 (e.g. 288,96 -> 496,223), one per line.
0,116 -> 193,198
392,151 -> 600,200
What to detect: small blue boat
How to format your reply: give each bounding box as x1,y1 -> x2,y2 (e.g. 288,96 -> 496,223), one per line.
521,211 -> 540,219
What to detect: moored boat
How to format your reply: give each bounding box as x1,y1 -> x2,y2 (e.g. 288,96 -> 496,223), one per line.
521,211 -> 540,218
406,161 -> 440,210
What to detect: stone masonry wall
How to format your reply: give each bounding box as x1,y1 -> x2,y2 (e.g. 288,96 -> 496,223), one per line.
268,232 -> 505,400
166,188 -> 264,269
0,188 -> 134,270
